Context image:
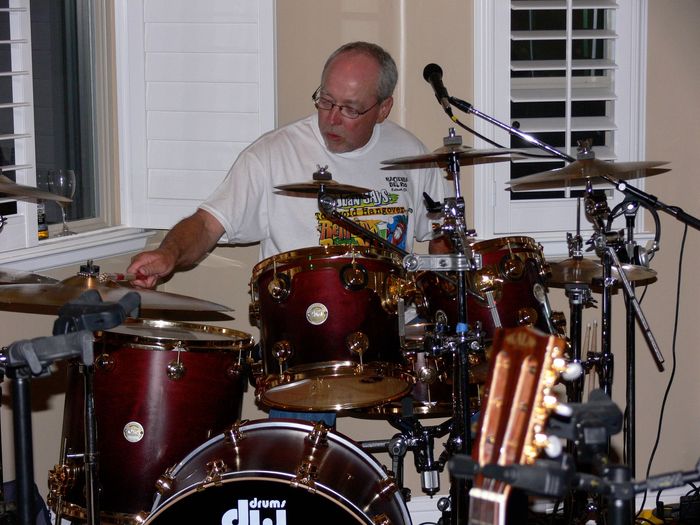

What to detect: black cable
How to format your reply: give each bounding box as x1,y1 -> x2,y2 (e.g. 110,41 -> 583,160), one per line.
451,117 -> 561,159
636,224 -> 688,517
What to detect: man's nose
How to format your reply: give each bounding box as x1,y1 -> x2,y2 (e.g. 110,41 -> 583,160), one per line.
328,104 -> 344,124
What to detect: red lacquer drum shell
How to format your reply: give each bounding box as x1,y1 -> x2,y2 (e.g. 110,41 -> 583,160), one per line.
57,319 -> 254,521
250,245 -> 413,411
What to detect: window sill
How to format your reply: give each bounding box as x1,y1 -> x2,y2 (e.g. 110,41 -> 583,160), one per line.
0,226 -> 158,272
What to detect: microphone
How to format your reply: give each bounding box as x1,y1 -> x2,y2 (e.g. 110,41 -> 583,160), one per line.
422,63 -> 453,117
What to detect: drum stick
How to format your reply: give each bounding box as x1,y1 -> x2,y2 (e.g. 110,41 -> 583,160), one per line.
98,272 -> 138,282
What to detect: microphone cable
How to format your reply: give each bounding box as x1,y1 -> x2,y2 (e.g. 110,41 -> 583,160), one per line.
636,223 -> 688,518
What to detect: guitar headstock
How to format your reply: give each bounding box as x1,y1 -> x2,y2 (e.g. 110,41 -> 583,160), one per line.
473,325 -> 567,466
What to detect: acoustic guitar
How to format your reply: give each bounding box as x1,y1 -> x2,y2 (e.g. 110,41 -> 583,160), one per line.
468,325 -> 567,525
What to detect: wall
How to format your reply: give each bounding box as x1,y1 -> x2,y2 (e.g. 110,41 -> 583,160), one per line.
1,0 -> 699,517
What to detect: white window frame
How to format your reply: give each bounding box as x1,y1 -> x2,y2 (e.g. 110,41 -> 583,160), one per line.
0,0 -> 276,272
0,0 -> 152,272
472,0 -> 649,258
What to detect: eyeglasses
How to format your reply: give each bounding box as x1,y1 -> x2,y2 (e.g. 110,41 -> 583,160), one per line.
312,87 -> 380,119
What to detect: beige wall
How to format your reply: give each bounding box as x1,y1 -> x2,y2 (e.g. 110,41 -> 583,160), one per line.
1,0 -> 699,510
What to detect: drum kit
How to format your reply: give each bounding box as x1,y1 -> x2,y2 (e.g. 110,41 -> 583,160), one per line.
0,120 -> 695,525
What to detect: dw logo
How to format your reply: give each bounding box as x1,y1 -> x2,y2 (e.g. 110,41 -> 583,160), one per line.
221,498 -> 287,525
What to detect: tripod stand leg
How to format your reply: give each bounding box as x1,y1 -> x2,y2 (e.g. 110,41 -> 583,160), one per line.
9,374 -> 35,525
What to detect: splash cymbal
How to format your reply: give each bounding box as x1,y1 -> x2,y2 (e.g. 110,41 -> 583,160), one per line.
275,179 -> 371,195
507,158 -> 670,191
548,257 -> 657,287
381,146 -> 525,169
0,174 -> 72,203
0,273 -> 233,318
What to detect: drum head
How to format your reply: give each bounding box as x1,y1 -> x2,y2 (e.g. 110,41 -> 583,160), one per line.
146,478 -> 372,524
259,363 -> 413,411
144,420 -> 410,525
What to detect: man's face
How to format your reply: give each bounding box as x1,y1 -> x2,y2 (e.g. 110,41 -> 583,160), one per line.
317,52 -> 393,154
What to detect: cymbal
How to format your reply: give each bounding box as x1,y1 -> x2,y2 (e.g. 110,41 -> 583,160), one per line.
0,174 -> 72,203
0,268 -> 59,285
0,274 -> 234,318
507,158 -> 670,190
275,179 -> 371,195
548,257 -> 657,287
381,146 -> 526,169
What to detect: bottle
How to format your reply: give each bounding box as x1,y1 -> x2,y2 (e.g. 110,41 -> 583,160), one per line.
37,200 -> 48,240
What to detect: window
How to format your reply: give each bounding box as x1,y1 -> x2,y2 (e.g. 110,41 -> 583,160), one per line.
473,0 -> 649,256
0,0 -> 126,264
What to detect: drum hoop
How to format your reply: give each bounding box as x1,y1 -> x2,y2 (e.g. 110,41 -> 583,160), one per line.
470,235 -> 539,253
250,245 -> 402,283
100,318 -> 254,352
148,420 -> 410,524
158,419 -> 393,483
148,473 -> 374,525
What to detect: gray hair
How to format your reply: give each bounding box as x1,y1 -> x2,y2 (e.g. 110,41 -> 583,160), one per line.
321,41 -> 398,101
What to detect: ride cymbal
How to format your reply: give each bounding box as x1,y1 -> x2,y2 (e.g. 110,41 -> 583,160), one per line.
275,179 -> 371,195
0,273 -> 233,318
0,174 -> 72,203
507,158 -> 669,191
548,257 -> 657,287
381,146 -> 525,169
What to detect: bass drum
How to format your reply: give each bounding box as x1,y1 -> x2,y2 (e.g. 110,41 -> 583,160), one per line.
52,319 -> 254,522
143,420 -> 411,525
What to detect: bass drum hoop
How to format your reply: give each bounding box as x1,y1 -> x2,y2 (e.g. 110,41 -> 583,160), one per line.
145,420 -> 411,525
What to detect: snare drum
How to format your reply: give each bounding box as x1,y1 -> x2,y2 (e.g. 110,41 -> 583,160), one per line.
51,319 -> 254,522
250,245 -> 413,411
142,420 -> 411,525
359,322 -> 486,418
417,236 -> 553,339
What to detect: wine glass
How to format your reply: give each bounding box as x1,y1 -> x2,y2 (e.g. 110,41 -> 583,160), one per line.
47,169 -> 77,236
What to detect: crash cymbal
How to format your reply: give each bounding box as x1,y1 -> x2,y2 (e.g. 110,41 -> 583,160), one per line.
0,273 -> 233,318
548,257 -> 657,287
0,268 -> 59,285
275,179 -> 371,195
381,146 -> 526,169
507,158 -> 670,191
0,174 -> 72,203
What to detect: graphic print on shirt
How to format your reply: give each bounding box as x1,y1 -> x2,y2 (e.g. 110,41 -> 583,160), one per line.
315,178 -> 411,250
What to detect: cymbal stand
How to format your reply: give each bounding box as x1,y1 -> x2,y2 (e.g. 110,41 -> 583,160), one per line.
0,368 -> 17,525
316,130 -> 481,524
405,128 -> 483,525
562,199 -> 597,405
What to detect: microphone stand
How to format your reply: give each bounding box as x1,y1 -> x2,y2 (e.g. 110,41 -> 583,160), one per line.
448,95 -> 700,232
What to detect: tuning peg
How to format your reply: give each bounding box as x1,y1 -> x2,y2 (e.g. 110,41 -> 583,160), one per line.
560,361 -> 583,382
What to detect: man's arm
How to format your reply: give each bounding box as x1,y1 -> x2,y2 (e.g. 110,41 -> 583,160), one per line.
127,209 -> 225,288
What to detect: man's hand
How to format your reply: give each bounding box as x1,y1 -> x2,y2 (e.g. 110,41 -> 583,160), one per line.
127,248 -> 177,289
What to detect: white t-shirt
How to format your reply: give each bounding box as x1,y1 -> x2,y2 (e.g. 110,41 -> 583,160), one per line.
201,114 -> 449,260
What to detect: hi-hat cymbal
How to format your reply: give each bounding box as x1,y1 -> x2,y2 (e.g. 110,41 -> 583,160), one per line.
507,158 -> 670,191
275,179 -> 371,195
0,268 -> 59,285
0,174 -> 72,203
548,257 -> 657,287
381,146 -> 526,170
0,274 -> 233,318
